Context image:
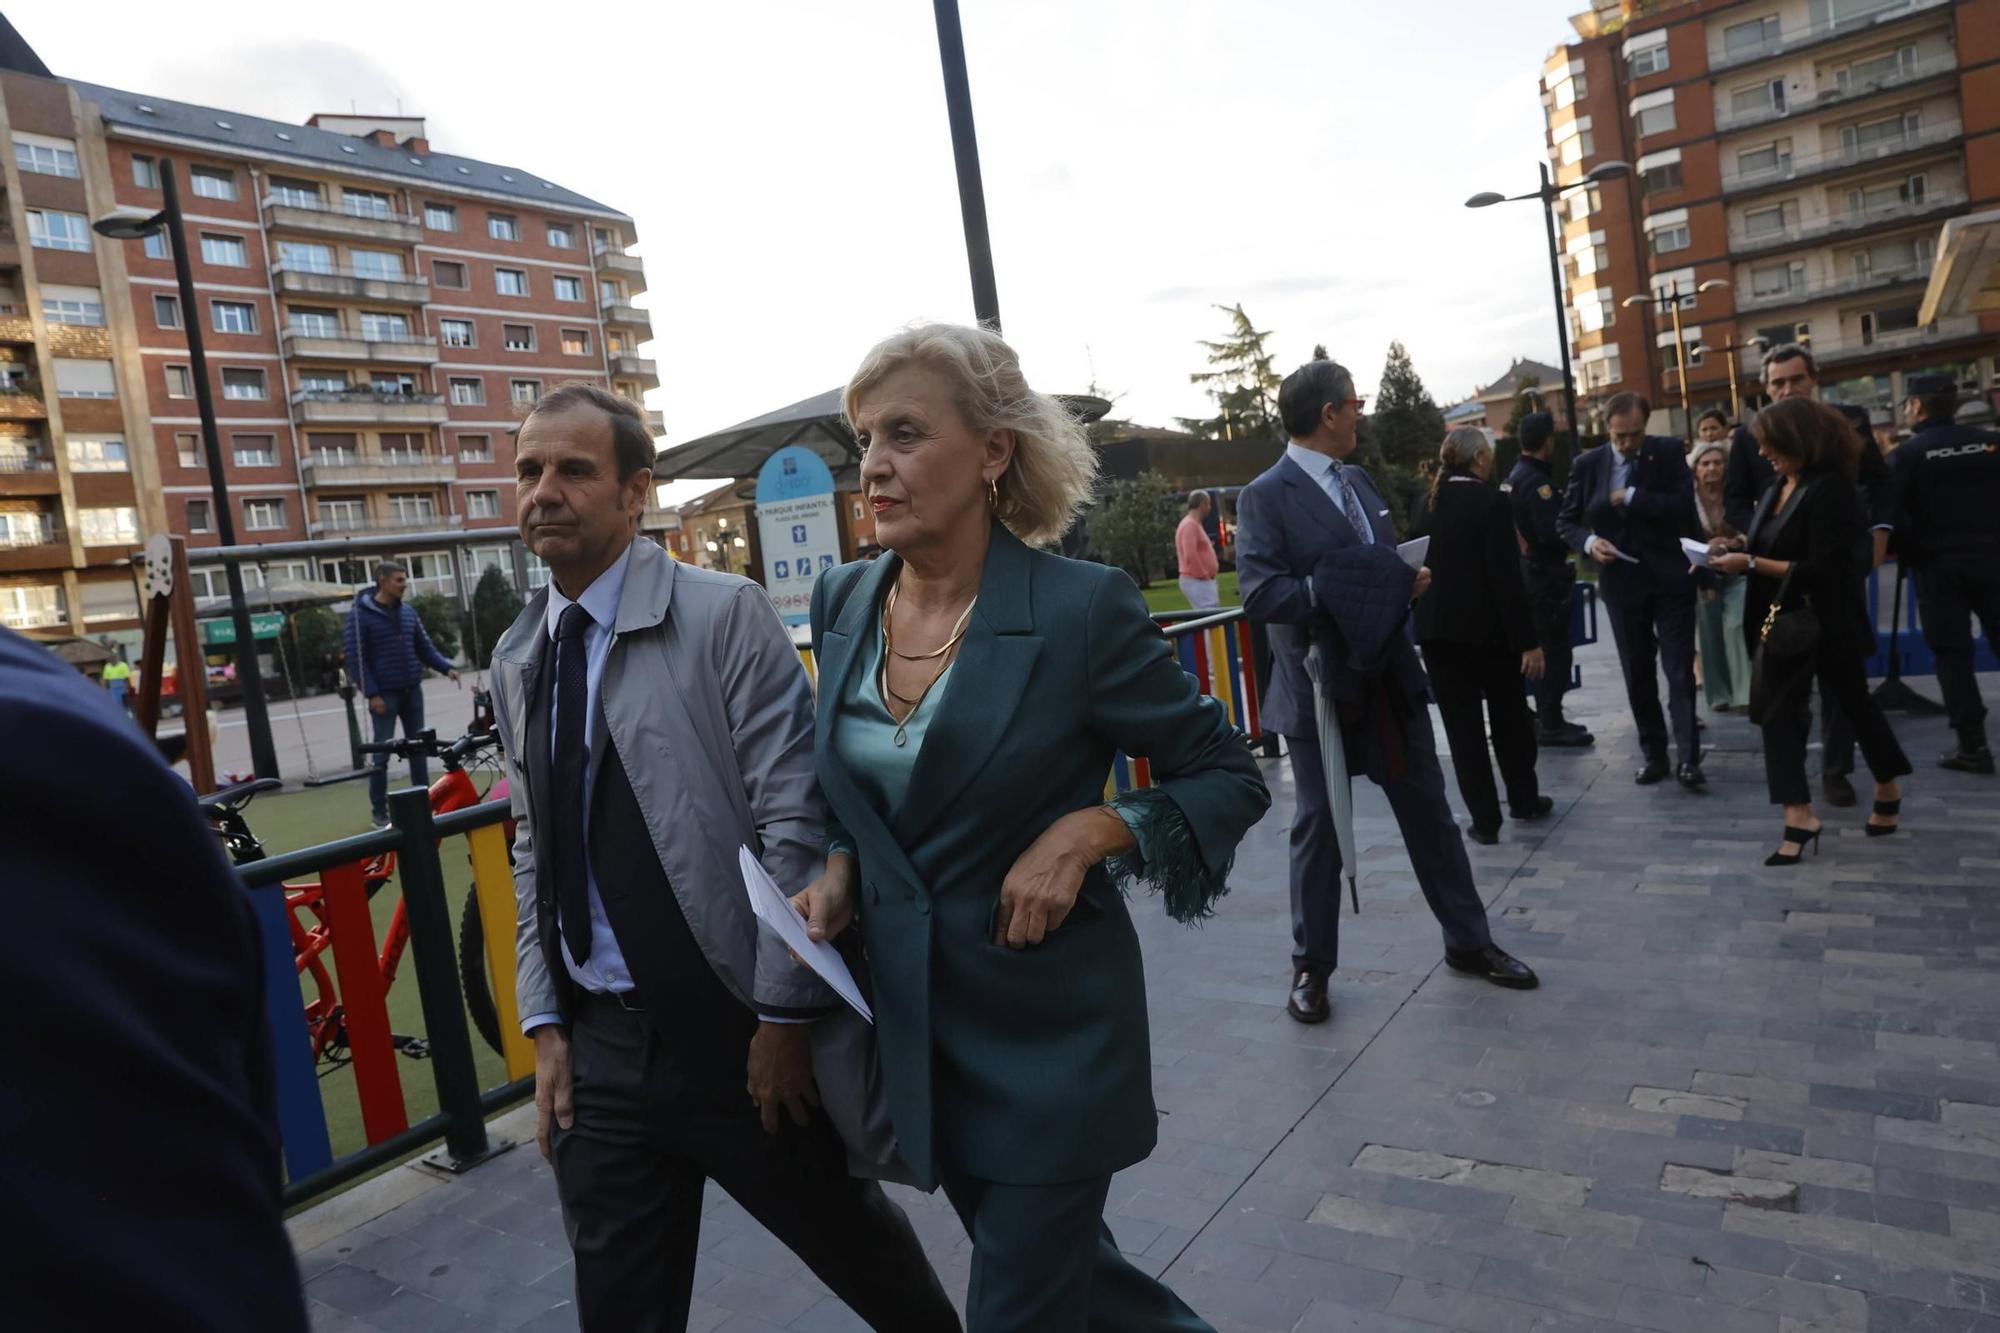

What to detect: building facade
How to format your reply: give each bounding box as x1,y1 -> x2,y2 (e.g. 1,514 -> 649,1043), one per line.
0,64 -> 657,643
1542,0 -> 2000,428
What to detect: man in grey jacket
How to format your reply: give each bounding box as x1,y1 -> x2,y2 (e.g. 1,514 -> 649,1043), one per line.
489,385 -> 956,1332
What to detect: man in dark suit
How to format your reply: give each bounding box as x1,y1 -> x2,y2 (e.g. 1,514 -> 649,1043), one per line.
0,626 -> 306,1331
1238,359 -> 1538,1026
1723,342 -> 1893,806
1557,390 -> 1704,788
488,385 -> 955,1332
1506,410 -> 1593,747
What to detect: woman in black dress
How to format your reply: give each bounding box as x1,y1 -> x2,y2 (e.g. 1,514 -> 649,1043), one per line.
1708,398 -> 1909,865
1413,426 -> 1550,844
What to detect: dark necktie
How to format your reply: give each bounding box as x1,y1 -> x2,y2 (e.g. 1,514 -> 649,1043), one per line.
1330,461 -> 1370,542
551,602 -> 593,965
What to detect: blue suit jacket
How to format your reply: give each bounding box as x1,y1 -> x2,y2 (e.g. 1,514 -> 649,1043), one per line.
1236,452 -> 1429,739
1555,437 -> 1700,599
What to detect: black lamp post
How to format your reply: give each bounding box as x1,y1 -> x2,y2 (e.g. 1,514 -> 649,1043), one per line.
932,0 -> 1000,331
96,160 -> 281,780
1466,160 -> 1633,446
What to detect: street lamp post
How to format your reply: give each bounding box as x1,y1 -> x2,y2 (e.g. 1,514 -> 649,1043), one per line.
1466,160 -> 1633,447
1689,335 -> 1769,422
932,0 -> 1001,331
1622,278 -> 1730,448
96,160 -> 280,780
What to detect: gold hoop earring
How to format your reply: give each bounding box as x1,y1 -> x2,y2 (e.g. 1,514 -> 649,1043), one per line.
987,476 -> 999,509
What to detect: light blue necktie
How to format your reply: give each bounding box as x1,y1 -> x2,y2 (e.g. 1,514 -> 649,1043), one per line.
1329,460 -> 1372,544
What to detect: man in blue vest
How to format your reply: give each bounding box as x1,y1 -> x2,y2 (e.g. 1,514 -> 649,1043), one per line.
344,560 -> 460,827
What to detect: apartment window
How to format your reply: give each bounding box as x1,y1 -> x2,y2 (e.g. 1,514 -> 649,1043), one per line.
553,275 -> 584,302
13,132 -> 80,178
350,249 -> 405,280
317,499 -> 366,529
242,498 -> 287,532
560,328 -> 591,356
41,286 -> 106,326
1573,288 -> 1616,335
1552,73 -> 1586,110
1650,222 -> 1690,254
439,318 -> 475,348
27,209 -> 91,252
147,294 -> 182,330
432,259 -> 467,288
1837,45 -> 1916,96
510,379 -> 541,406
458,433 -> 493,462
502,323 -> 535,352
79,507 -> 140,546
143,230 -> 170,260
344,189 -> 392,220
177,434 -> 204,468
450,376 -> 486,406
268,176 -> 321,208
299,370 -> 349,394
212,300 -> 258,334
1750,260 -> 1804,297
1723,14 -> 1779,58
1852,235 -> 1929,279
277,241 -> 333,274
1629,44 -> 1669,78
387,493 -> 437,523
495,268 -> 529,297
1570,241 -> 1609,278
488,213 -> 520,241
53,359 -> 118,400
132,154 -> 159,188
166,365 -> 195,399
465,490 -> 502,519
601,279 -> 624,303
309,434 -> 359,466
1643,160 -> 1684,193
1,583 -> 67,629
1742,202 -> 1791,238
1849,174 -> 1925,217
221,367 -> 268,400
1736,141 -> 1792,180
360,311 -> 411,341
200,233 -> 247,266
1860,305 -> 1920,344
1843,110 -> 1920,153
189,165 -> 237,200
290,307 -> 339,337
607,332 -> 630,356
80,579 -> 140,624
1565,186 -> 1602,222
1634,98 -> 1676,137
546,224 -> 575,249
370,372 -> 417,398
233,434 -> 277,467
1729,79 -> 1785,120
66,437 -> 129,472
424,203 -> 457,231
1758,322 -> 1811,350
380,433 -> 426,462
1580,352 -> 1623,390
1560,127 -> 1595,165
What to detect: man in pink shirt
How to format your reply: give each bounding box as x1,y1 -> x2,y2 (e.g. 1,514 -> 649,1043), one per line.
1176,491 -> 1221,610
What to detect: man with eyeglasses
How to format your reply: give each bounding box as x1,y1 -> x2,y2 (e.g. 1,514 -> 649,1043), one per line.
1557,391 -> 1704,789
1721,342 -> 1893,807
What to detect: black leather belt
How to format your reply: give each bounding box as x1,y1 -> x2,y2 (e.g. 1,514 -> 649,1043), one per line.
582,987 -> 647,1014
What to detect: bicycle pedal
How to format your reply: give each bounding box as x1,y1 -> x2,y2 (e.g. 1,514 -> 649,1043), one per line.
392,1034 -> 432,1059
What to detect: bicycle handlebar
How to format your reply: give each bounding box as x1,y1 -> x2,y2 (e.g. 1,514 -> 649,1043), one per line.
358,727 -> 503,767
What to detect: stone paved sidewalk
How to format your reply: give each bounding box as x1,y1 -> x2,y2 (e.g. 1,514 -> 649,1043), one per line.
292,638 -> 2000,1332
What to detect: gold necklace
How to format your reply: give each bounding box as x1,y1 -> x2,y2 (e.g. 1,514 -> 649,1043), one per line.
883,582 -> 977,660
878,584 -> 975,746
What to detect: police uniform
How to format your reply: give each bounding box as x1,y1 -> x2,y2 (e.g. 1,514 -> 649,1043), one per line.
1505,415 -> 1591,744
1888,375 -> 2000,771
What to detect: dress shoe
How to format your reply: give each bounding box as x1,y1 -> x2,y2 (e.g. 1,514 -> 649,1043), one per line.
1822,772 -> 1857,807
1940,745 -> 1996,775
1634,758 -> 1670,785
1286,971 -> 1330,1024
1466,825 -> 1500,846
1445,945 -> 1539,990
1510,795 -> 1555,821
1676,762 -> 1707,791
1539,721 -> 1594,747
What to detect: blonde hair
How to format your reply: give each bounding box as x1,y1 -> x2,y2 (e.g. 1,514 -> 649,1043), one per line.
842,323 -> 1097,546
1427,426 -> 1494,511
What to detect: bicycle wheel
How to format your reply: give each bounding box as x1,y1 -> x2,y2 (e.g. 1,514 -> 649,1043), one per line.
458,898 -> 503,1056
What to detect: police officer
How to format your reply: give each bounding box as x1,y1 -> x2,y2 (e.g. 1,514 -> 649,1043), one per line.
1506,411 -> 1593,746
1888,373 -> 2000,775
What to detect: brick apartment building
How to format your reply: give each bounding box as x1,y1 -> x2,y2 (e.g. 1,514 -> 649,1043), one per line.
0,43 -> 656,644
1541,0 -> 2000,429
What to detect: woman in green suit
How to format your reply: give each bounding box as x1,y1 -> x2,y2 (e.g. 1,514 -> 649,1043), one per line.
792,324 -> 1269,1331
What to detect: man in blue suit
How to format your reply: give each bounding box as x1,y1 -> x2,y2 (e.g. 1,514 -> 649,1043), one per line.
1555,391 -> 1704,789
1238,359 -> 1538,1025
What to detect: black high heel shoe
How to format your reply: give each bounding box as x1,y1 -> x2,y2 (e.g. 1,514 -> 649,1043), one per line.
1865,798 -> 1900,838
1765,824 -> 1822,866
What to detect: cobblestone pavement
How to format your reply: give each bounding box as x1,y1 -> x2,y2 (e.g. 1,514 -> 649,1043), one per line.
292,637 -> 2000,1332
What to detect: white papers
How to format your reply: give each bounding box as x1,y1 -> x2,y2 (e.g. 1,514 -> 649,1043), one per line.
1396,536 -> 1430,571
738,846 -> 873,1023
1680,537 -> 1714,567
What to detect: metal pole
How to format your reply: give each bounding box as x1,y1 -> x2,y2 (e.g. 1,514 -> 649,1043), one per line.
1667,284 -> 1692,447
1539,163 -> 1581,450
932,0 -> 1001,330
165,159 -> 280,779
1724,343 -> 1741,421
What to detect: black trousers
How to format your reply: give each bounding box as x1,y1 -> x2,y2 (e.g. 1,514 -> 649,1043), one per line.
1916,560 -> 2000,748
1285,707 -> 1493,978
1522,560 -> 1576,726
1422,641 -> 1541,834
1601,583 -> 1699,767
1759,644 -> 1911,808
938,1167 -> 1213,1332
552,995 -> 959,1333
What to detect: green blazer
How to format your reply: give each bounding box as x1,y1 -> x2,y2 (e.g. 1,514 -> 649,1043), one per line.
809,522 -> 1269,1188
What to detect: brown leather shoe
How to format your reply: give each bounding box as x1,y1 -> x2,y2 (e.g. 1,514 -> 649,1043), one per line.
1286,971 -> 1330,1024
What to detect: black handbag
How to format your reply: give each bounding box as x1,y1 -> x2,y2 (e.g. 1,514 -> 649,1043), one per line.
1748,565 -> 1819,725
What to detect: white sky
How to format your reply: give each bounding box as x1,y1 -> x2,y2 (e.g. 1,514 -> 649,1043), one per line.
20,0 -> 1584,503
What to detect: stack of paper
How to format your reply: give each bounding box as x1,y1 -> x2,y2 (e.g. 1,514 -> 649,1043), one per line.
1680,537 -> 1714,567
739,846 -> 872,1023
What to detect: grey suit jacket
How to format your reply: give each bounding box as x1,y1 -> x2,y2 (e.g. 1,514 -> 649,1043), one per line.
488,538 -> 907,1180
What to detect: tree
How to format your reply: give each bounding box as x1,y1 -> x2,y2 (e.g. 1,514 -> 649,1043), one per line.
1179,304 -> 1283,442
411,590 -> 461,662
1371,341 -> 1448,471
470,566 -> 525,670
1092,470 -> 1177,587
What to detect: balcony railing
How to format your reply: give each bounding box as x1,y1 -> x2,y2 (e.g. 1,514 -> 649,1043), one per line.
1728,187 -> 1965,255
292,389 -> 446,407
0,454 -> 53,473
2,605 -> 67,629
263,198 -> 423,243
1720,117 -> 1961,194
1,522 -> 61,547
1810,314 -> 1981,367
1708,0 -> 1951,73
0,388 -> 47,419
282,326 -> 440,363
600,300 -> 651,329
302,452 -> 458,486
308,512 -> 465,537
1736,262 -> 1929,313
1711,52 -> 1957,133
272,265 -> 429,303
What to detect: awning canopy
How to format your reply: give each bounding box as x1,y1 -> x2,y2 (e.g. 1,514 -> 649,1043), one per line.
1919,209 -> 2000,325
193,577 -> 357,615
